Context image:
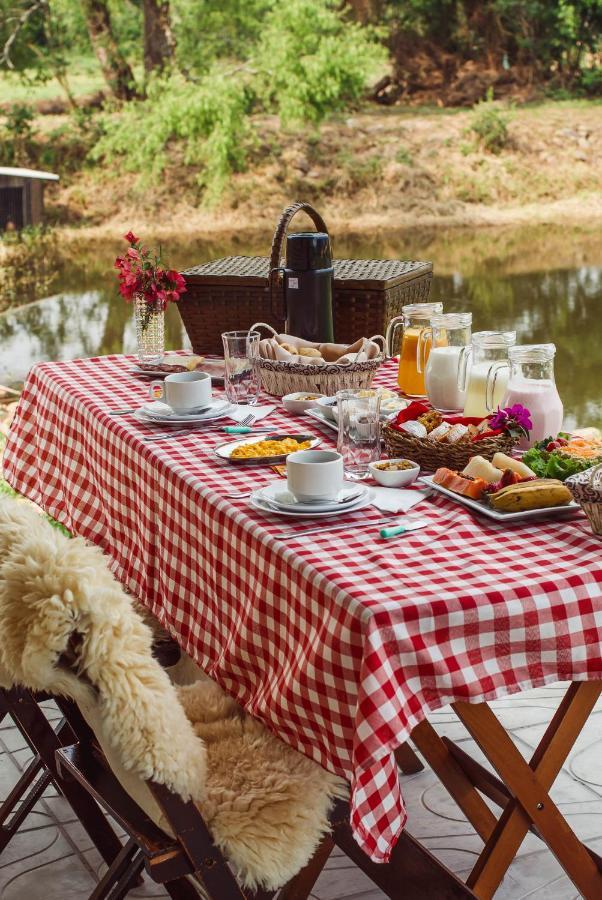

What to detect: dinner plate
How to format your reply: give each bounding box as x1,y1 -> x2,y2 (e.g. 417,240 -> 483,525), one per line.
420,475 -> 582,522
256,481 -> 367,513
249,487 -> 374,518
132,358 -> 226,384
215,433 -> 320,465
304,408 -> 339,433
135,399 -> 231,424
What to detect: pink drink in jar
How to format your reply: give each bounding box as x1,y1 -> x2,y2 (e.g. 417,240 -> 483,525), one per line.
501,344 -> 563,449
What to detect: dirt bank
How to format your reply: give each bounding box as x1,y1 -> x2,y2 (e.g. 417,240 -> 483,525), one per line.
43,100 -> 602,239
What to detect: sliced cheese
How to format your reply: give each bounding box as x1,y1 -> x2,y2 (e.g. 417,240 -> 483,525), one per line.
492,452 -> 535,478
462,455 -> 503,484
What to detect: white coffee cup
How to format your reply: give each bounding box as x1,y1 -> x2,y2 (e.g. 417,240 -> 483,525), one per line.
286,449 -> 344,502
149,372 -> 212,413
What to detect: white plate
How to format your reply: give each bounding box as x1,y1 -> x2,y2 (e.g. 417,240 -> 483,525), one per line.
420,475 -> 581,522
215,433 -> 321,464
304,408 -> 339,433
135,399 -> 231,424
257,481 -> 368,513
132,359 -> 226,383
250,487 -> 374,518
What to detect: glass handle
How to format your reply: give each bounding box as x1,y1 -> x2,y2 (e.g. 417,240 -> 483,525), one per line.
457,346 -> 472,392
416,327 -> 431,375
486,362 -> 509,412
385,316 -> 404,357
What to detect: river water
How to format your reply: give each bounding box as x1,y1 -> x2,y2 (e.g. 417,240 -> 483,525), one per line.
1,225 -> 601,429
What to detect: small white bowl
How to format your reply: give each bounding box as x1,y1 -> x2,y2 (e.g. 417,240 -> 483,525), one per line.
282,391 -> 325,415
368,458 -> 420,487
315,396 -> 338,420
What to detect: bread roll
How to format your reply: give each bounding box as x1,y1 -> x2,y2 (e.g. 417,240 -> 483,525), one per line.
298,347 -> 323,358
279,342 -> 298,354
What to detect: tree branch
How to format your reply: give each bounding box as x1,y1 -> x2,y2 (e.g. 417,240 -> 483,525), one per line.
1,0 -> 49,69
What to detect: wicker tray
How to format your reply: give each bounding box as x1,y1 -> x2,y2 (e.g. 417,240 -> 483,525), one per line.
179,202 -> 432,354
252,322 -> 386,397
567,462 -> 602,536
382,423 -> 518,473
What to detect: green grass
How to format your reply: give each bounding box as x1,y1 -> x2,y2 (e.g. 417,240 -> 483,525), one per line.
0,56 -> 105,105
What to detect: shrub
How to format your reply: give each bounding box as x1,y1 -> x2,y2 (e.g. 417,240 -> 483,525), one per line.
469,91 -> 511,153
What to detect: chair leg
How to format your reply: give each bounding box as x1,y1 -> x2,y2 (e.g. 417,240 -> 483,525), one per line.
165,876 -> 207,899
394,741 -> 425,775
4,688 -> 123,868
0,758 -> 52,851
89,838 -> 142,900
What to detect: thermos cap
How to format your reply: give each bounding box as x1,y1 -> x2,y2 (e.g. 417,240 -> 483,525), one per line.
286,232 -> 332,272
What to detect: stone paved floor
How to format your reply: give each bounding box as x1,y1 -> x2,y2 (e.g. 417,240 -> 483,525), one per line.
1,684 -> 600,899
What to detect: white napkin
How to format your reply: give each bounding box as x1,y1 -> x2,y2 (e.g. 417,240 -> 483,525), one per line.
370,487 -> 426,514
226,404 -> 275,424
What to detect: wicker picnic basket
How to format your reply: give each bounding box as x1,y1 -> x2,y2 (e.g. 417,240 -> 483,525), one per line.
251,322 -> 386,397
382,423 -> 518,472
566,463 -> 602,536
178,202 -> 433,354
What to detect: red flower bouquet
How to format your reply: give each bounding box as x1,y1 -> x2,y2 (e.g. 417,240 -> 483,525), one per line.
115,231 -> 186,330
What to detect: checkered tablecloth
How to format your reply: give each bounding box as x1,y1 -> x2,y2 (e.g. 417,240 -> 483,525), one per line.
4,354 -> 602,862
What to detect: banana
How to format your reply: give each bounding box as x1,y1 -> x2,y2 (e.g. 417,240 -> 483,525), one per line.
489,478 -> 572,512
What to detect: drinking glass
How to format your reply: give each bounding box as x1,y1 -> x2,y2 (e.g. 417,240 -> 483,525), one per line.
336,390 -> 382,481
221,330 -> 261,405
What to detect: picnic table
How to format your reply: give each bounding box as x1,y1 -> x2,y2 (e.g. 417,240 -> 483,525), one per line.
4,354 -> 602,897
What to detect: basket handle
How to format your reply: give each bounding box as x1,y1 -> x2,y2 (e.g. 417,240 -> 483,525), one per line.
267,202 -> 330,320
249,322 -> 278,338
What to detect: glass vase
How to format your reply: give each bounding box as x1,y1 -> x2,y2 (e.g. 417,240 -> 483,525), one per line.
134,295 -> 164,365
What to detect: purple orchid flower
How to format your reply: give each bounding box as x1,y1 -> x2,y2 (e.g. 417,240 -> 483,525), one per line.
490,404 -> 533,437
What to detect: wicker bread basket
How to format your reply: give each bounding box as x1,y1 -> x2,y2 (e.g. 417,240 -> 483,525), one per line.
566,463 -> 602,536
382,423 -> 518,472
251,322 -> 386,397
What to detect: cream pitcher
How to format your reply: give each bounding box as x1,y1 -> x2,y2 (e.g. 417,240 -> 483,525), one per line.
462,331 -> 516,417
499,344 -> 564,449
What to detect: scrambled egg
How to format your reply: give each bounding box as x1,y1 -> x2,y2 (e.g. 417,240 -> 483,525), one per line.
230,437 -> 312,459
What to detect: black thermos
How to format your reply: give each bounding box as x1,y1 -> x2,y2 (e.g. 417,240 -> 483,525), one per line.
282,232 -> 334,342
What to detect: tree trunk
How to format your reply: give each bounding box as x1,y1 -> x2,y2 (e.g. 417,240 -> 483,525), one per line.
82,0 -> 138,101
143,0 -> 175,74
345,0 -> 383,24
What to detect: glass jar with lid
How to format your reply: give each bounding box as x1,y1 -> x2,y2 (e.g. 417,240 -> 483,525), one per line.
385,301 -> 443,397
462,330 -> 516,417
419,312 -> 472,412
501,344 -> 563,449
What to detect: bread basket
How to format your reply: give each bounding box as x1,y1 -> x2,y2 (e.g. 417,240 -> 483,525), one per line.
251,322 -> 386,398
382,423 -> 517,472
566,463 -> 602,536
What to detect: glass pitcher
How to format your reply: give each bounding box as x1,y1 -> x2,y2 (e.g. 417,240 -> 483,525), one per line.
385,301 -> 443,398
462,331 -> 516,417
499,344 -> 564,449
418,312 -> 472,412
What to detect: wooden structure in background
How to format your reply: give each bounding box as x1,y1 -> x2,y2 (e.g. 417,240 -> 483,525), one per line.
0,167 -> 59,230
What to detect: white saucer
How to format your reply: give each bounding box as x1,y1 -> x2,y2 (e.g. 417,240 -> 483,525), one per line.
258,481 -> 368,513
249,486 -> 373,518
136,399 -> 231,424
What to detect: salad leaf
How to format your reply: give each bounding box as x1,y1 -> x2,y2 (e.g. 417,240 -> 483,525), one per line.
522,447 -> 549,477
521,447 -> 596,481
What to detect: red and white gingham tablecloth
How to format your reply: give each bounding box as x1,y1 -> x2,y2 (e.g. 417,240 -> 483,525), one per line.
4,355 -> 602,862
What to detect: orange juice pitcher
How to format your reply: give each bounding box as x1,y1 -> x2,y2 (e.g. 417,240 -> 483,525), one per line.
385,302 -> 443,397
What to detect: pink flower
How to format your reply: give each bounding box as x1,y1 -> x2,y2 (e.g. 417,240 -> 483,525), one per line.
126,247 -> 140,260
124,230 -> 139,245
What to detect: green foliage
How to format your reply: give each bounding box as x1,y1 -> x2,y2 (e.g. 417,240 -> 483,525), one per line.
395,146 -> 413,165
578,66 -> 602,95
92,0 -> 384,199
0,103 -> 36,165
469,91 -> 511,153
252,0 -> 385,125
91,70 -> 251,202
173,0 -> 273,73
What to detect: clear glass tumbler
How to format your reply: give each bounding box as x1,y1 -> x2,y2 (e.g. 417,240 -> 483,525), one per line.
336,390 -> 382,481
221,330 -> 261,405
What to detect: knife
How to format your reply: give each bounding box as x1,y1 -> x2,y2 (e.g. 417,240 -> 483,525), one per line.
274,517 -> 404,540
379,518 -> 430,539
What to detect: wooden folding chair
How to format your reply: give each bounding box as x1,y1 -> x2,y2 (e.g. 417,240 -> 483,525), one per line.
410,682 -> 602,899
55,695 -> 477,900
0,686 -> 122,866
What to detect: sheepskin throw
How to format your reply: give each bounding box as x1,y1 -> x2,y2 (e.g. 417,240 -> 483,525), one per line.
0,499 -> 346,891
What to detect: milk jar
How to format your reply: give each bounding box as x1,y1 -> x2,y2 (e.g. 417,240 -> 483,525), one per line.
462,331 -> 516,417
421,313 -> 472,412
385,302 -> 443,397
501,344 -> 564,449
